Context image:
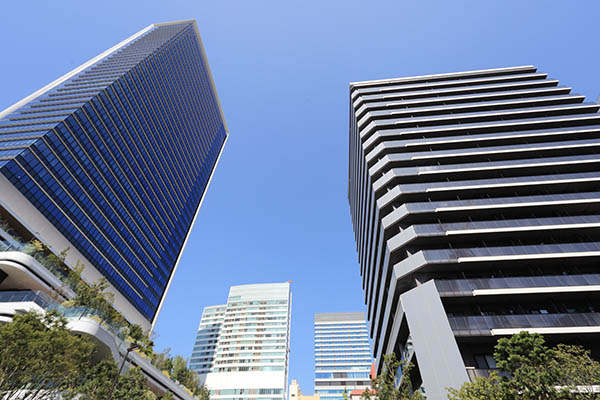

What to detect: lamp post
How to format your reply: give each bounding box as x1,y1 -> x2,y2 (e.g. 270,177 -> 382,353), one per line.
107,343 -> 140,400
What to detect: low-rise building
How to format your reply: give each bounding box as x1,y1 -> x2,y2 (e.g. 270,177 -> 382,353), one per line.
289,379 -> 320,400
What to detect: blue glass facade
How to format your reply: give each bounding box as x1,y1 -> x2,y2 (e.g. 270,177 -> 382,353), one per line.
0,21 -> 227,322
314,313 -> 372,400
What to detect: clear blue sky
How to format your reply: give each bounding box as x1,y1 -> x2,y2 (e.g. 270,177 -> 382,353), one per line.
1,0 -> 600,393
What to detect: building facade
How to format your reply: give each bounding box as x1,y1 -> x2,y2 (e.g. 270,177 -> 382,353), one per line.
189,282 -> 292,400
289,379 -> 320,400
314,312 -> 372,400
189,304 -> 226,374
0,20 -> 227,329
348,65 -> 600,399
0,20 -> 226,399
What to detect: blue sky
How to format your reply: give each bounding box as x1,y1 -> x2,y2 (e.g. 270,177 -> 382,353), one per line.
1,0 -> 600,393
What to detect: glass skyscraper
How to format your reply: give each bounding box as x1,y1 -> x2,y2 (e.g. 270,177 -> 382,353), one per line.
189,282 -> 292,400
314,312 -> 372,400
348,65 -> 600,399
0,20 -> 227,328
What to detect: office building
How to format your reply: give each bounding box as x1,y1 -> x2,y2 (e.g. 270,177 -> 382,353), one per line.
0,20 -> 227,399
348,65 -> 600,399
190,282 -> 292,400
0,20 -> 227,329
314,312 -> 372,400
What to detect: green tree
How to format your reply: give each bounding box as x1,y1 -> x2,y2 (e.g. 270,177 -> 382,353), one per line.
126,323 -> 155,357
448,332 -> 600,400
113,367 -> 158,400
446,373 -> 506,400
172,355 -> 203,394
68,360 -> 159,400
371,353 -> 424,400
151,348 -> 174,374
172,355 -> 191,384
552,344 -> 600,387
0,311 -> 95,400
493,331 -> 562,399
65,360 -> 116,400
160,391 -> 175,400
63,262 -> 126,327
197,384 -> 210,400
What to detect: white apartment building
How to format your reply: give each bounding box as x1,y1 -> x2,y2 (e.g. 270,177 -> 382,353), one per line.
190,282 -> 292,400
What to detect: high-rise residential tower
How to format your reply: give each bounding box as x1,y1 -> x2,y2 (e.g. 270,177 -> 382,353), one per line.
189,304 -> 227,375
314,312 -> 372,400
189,282 -> 292,400
0,20 -> 227,329
348,66 -> 600,399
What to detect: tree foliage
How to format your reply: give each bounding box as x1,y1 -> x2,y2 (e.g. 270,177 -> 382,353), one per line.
65,265 -> 202,397
0,261 -> 202,400
172,355 -> 204,396
150,349 -> 207,398
63,262 -> 125,325
66,360 -> 166,400
0,311 -> 95,400
197,383 -> 211,400
151,348 -> 174,373
448,331 -> 600,400
126,323 -> 155,357
367,353 -> 424,400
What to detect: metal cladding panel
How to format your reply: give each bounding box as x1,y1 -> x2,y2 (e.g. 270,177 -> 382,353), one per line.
348,65 -> 600,391
0,22 -> 227,323
401,281 -> 469,399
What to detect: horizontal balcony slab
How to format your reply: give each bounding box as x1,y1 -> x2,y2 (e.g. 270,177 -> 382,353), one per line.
356,86 -> 571,119
366,124 -> 600,164
377,171 -> 600,211
436,274 -> 600,297
358,94 -> 584,129
393,242 -> 600,281
388,214 -> 600,253
370,137 -> 600,177
360,102 -> 599,140
353,72 -> 546,101
363,114 -> 600,153
449,312 -> 600,336
381,191 -> 600,229
0,251 -> 75,300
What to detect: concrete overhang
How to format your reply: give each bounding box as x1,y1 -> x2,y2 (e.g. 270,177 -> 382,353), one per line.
0,251 -> 75,300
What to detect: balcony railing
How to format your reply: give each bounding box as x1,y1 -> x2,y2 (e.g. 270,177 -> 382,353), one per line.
0,237 -> 70,285
0,224 -> 198,399
54,305 -> 128,341
449,312 -> 600,336
0,289 -> 127,341
0,290 -> 56,309
436,274 -> 600,297
465,367 -> 511,381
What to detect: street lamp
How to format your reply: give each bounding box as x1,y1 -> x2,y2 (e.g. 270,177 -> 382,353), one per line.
106,343 -> 140,400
